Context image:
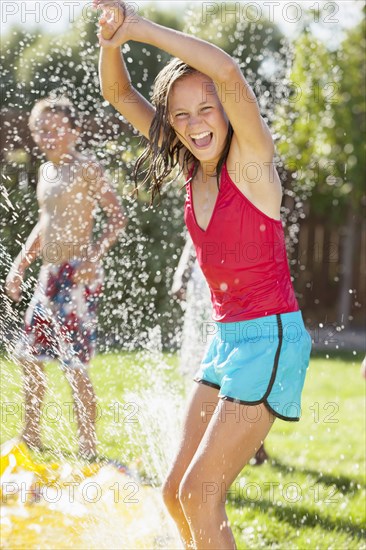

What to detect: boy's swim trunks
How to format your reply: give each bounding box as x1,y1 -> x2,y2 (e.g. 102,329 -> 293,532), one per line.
15,261 -> 103,369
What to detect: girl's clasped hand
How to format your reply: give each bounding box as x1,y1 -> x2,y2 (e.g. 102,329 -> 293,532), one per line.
94,0 -> 137,46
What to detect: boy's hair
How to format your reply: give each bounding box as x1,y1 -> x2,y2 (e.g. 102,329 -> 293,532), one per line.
133,57 -> 233,204
29,96 -> 80,132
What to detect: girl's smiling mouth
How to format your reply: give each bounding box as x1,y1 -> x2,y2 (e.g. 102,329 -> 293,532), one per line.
190,131 -> 213,148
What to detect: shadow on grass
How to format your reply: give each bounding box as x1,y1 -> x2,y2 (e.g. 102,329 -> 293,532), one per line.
269,458 -> 362,493
228,492 -> 365,540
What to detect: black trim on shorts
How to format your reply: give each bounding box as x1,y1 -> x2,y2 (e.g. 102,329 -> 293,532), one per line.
193,378 -> 221,391
193,314 -> 300,422
264,400 -> 299,422
219,396 -> 299,422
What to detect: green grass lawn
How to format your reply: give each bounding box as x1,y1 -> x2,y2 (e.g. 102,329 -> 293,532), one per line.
1,350 -> 365,549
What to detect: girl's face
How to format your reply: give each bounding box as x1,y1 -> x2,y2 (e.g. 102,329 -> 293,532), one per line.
168,72 -> 229,166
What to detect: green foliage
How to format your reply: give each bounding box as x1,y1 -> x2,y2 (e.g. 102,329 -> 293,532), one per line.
274,17 -> 366,223
335,17 -> 366,209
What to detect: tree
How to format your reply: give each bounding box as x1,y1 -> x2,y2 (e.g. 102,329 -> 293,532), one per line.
274,14 -> 366,325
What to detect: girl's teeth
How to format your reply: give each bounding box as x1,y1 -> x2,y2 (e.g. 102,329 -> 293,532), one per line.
191,132 -> 210,139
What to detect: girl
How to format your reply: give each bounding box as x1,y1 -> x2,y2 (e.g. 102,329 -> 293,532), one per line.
94,2 -> 312,548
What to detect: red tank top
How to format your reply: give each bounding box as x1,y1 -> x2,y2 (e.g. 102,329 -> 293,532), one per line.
184,162 -> 299,322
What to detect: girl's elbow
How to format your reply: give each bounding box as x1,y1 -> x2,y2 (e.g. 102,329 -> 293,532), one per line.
219,59 -> 242,84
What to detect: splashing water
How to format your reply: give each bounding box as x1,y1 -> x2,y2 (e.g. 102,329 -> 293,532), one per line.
0,439 -> 181,549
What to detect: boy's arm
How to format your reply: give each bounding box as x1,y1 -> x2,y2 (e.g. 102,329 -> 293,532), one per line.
96,0 -> 273,155
5,221 -> 42,302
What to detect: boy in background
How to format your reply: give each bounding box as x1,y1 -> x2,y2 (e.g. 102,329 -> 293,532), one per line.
5,97 -> 127,460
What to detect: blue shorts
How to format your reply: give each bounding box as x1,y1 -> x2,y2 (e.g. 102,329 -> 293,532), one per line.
194,310 -> 312,421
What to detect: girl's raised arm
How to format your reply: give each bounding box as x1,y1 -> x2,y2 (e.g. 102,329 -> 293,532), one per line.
99,48 -> 155,139
96,0 -> 273,156
96,2 -> 155,139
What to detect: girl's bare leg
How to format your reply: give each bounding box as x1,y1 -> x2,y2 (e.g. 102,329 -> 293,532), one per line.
179,400 -> 275,549
162,382 -> 219,548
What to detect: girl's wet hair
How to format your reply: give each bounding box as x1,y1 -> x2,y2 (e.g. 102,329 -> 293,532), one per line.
133,57 -> 233,204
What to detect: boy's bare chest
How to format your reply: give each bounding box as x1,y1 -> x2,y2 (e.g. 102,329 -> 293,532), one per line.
38,164 -> 94,214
